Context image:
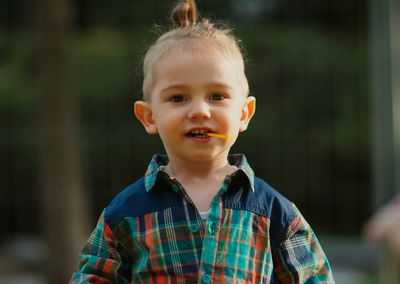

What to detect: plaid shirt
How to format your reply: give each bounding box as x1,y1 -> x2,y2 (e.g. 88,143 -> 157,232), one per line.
70,154 -> 334,283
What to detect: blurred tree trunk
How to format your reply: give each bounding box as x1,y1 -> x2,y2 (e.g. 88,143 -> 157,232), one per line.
34,0 -> 91,282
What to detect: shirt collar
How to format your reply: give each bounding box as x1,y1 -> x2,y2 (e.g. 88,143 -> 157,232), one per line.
143,154 -> 169,192
144,154 -> 255,192
228,154 -> 255,191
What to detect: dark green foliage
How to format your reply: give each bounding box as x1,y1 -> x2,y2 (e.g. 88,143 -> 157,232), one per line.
0,1 -> 369,236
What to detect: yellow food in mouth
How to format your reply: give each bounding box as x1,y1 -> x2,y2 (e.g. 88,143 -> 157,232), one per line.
207,133 -> 230,140
185,129 -> 230,140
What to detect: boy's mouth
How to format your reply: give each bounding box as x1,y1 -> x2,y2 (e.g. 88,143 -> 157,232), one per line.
185,128 -> 214,138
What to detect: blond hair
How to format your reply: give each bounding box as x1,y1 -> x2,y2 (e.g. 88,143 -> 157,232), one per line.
142,0 -> 249,100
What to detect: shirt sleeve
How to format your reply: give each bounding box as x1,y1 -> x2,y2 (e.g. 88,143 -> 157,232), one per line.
272,206 -> 335,283
69,210 -> 131,284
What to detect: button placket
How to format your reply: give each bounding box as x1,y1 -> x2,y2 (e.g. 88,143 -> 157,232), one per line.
198,177 -> 233,284
198,198 -> 222,284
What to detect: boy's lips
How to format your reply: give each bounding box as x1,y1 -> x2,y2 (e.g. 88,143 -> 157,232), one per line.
184,127 -> 230,140
185,127 -> 215,136
184,127 -> 216,142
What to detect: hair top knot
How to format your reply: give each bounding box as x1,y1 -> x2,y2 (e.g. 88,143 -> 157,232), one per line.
171,0 -> 198,27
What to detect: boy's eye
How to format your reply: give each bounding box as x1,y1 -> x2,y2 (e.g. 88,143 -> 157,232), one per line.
210,93 -> 226,101
170,95 -> 187,103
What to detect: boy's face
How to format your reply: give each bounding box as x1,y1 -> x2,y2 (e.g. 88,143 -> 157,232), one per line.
134,44 -> 255,164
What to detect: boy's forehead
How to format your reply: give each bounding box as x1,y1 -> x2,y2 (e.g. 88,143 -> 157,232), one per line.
156,42 -> 243,77
146,39 -> 249,100
155,51 -> 244,87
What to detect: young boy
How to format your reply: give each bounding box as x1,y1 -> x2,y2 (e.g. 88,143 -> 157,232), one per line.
70,0 -> 334,283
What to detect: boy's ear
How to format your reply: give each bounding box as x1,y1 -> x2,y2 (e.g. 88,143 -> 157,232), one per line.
133,101 -> 158,134
239,96 -> 256,132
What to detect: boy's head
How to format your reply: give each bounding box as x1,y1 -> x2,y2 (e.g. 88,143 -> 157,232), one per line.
142,0 -> 249,101
134,0 -> 255,163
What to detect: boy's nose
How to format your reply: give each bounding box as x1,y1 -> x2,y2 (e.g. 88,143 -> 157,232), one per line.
188,101 -> 211,120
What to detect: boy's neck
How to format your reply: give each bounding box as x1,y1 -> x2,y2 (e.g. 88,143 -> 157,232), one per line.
164,154 -> 235,180
164,154 -> 238,212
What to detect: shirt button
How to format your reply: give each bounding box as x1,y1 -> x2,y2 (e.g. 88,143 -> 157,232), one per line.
201,273 -> 211,284
190,223 -> 199,233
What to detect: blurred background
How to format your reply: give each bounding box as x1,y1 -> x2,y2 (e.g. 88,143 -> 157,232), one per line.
0,0 -> 399,283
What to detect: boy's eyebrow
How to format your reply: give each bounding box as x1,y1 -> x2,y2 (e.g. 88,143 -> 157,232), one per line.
160,84 -> 189,94
160,82 -> 233,93
207,82 -> 234,90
